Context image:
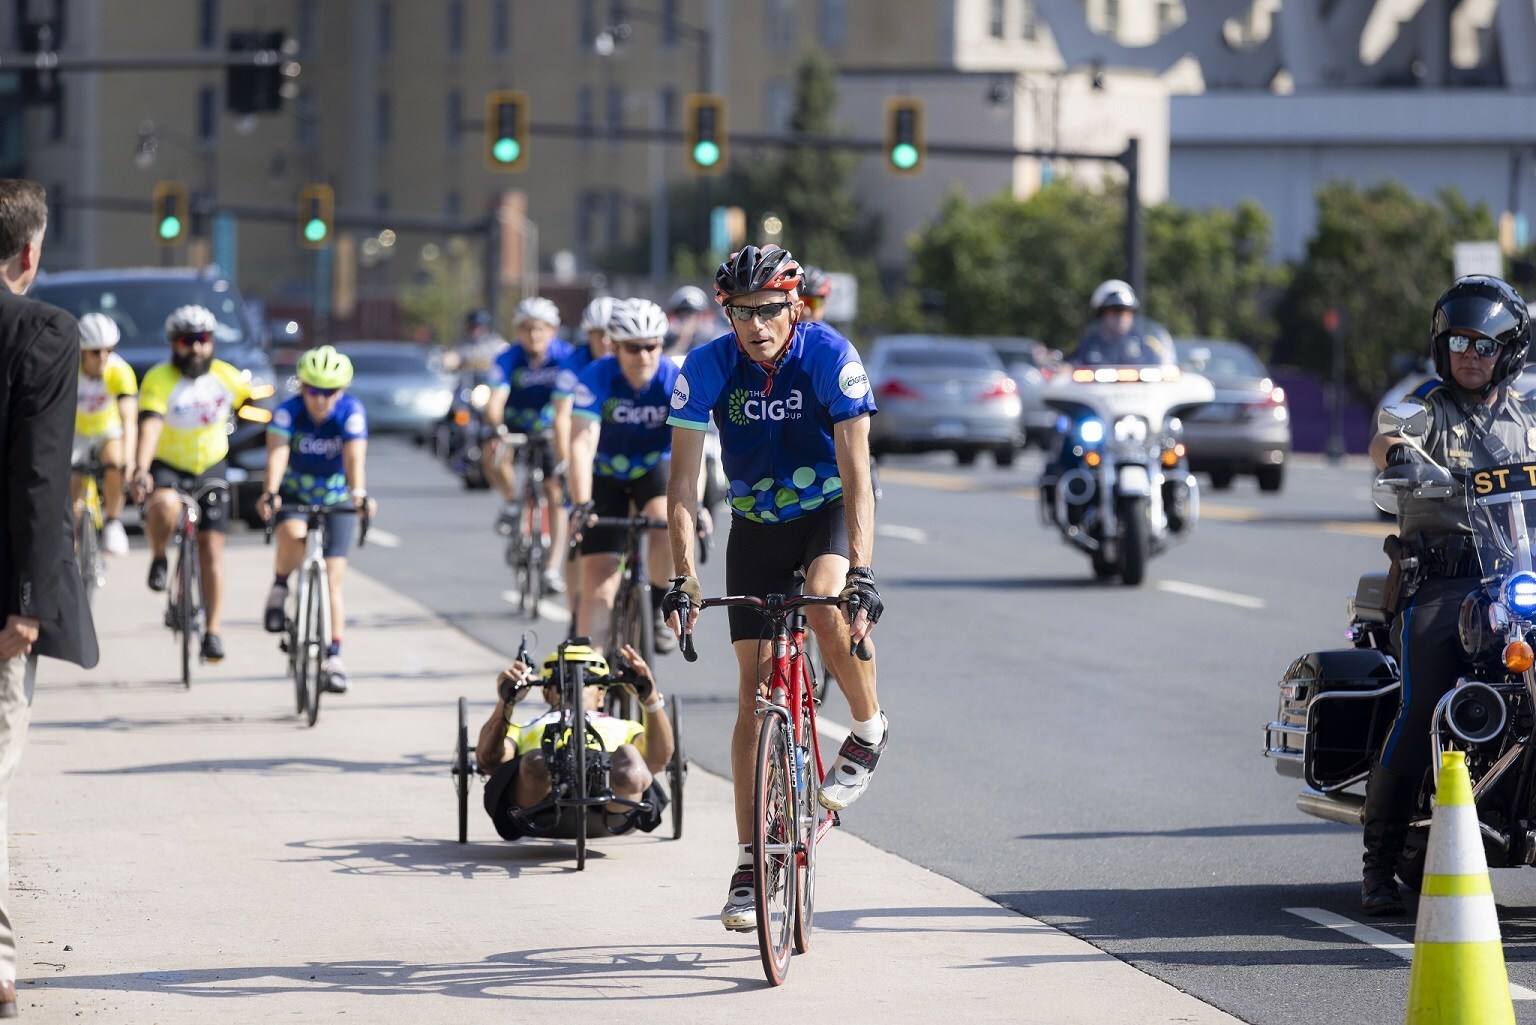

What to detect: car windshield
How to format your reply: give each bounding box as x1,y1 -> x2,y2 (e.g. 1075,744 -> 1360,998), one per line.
342,351 -> 431,375
885,347 -> 997,370
1176,342 -> 1265,378
31,278 -> 247,348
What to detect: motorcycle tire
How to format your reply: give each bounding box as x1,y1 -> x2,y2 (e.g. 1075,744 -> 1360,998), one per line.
1118,496 -> 1149,587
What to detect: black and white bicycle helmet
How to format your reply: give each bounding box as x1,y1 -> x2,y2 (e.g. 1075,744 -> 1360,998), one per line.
607,298 -> 669,342
513,296 -> 561,329
580,296 -> 617,334
714,244 -> 803,305
165,304 -> 218,338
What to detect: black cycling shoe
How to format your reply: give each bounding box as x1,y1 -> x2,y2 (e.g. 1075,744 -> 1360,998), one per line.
147,557 -> 168,592
200,633 -> 225,663
263,584 -> 288,633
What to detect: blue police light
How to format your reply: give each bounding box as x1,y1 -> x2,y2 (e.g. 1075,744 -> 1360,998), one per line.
1506,572 -> 1536,612
1078,418 -> 1105,444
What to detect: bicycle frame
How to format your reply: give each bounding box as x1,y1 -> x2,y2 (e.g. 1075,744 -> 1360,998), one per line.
72,460 -> 106,595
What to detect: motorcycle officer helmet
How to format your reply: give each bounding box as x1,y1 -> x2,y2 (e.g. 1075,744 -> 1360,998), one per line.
579,296 -> 617,334
1430,274 -> 1531,392
1090,279 -> 1139,315
667,285 -> 709,316
465,308 -> 493,330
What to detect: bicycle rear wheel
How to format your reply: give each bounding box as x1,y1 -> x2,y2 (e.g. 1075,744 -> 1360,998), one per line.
455,696 -> 470,844
793,693 -> 821,954
178,538 -> 197,688
303,564 -> 326,727
76,504 -> 102,603
753,712 -> 796,986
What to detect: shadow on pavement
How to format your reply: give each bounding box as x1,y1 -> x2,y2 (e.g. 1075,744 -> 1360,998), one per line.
29,944 -> 764,1000
65,753 -> 444,775
32,713 -> 297,733
812,905 -> 1058,939
282,836 -> 595,879
1016,822 -> 1349,841
883,576 -> 1106,591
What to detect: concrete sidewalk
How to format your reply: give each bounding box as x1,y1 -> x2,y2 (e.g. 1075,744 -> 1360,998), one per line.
11,544 -> 1241,1023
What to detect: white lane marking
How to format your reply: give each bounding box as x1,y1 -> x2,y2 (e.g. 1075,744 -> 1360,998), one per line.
1285,907 -> 1536,1000
365,528 -> 402,549
876,524 -> 930,544
497,590 -> 572,624
1155,580 -> 1266,610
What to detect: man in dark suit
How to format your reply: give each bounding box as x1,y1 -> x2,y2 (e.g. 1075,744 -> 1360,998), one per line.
0,179 -> 97,1018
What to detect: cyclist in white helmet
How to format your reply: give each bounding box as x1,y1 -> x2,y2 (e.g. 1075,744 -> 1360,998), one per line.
551,296 -> 619,602
568,299 -> 686,653
485,297 -> 576,593
73,312 -> 137,556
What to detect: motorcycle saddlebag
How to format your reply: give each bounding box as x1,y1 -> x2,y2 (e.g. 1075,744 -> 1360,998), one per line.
1266,649 -> 1399,791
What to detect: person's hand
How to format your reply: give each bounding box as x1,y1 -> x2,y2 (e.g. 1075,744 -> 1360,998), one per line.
129,471 -> 152,505
662,575 -> 702,638
256,491 -> 280,522
614,643 -> 655,701
568,501 -> 595,538
0,616 -> 39,660
697,505 -> 714,537
1386,443 -> 1429,468
497,660 -> 537,704
839,567 -> 883,646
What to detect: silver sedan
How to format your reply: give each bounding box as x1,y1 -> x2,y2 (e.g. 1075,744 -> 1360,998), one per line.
866,336 -> 1024,467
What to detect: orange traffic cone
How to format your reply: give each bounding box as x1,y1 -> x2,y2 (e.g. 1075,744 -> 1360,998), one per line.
1404,750 -> 1515,1024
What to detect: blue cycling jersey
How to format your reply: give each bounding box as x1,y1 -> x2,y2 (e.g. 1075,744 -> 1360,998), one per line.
268,393 -> 368,505
573,356 -> 679,480
490,339 -> 576,431
667,321 -> 875,523
552,342 -> 601,400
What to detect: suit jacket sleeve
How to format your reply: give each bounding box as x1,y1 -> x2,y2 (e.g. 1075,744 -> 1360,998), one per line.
7,309 -> 77,623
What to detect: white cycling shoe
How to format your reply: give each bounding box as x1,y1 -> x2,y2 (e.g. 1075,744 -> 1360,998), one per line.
720,869 -> 756,932
102,519 -> 129,557
818,714 -> 889,811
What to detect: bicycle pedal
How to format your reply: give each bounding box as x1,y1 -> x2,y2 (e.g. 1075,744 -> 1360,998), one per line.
278,637 -> 290,653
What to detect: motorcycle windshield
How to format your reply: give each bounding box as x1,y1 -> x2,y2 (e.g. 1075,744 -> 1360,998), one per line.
1466,458 -> 1536,583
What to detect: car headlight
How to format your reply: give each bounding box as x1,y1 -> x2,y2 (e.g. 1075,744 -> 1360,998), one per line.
1078,418 -> 1104,444
416,388 -> 453,413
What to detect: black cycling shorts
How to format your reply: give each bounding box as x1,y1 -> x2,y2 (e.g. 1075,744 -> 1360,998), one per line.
504,430 -> 559,480
724,501 -> 849,642
580,465 -> 671,556
149,459 -> 230,534
274,501 -> 358,560
483,753 -> 667,841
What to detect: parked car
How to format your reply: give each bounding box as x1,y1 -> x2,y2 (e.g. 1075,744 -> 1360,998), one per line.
1173,338 -> 1291,492
325,342 -> 454,437
866,336 -> 1023,467
981,336 -> 1062,449
30,266 -> 279,523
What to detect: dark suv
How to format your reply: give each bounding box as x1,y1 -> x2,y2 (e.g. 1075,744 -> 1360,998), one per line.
30,266 -> 280,524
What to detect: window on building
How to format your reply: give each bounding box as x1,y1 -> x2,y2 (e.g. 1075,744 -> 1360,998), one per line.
299,0 -> 320,56
377,1 -> 393,57
577,189 -> 600,258
199,0 -> 220,49
660,85 -> 678,128
606,84 -> 624,139
765,81 -> 791,133
447,1 -> 464,55
579,0 -> 595,49
604,191 -> 622,249
765,0 -> 794,52
821,0 -> 847,48
445,90 -> 461,149
660,0 -> 678,47
988,0 -> 1005,39
492,0 -> 510,54
375,91 -> 391,149
197,87 -> 217,143
1022,0 -> 1038,41
578,85 -> 595,140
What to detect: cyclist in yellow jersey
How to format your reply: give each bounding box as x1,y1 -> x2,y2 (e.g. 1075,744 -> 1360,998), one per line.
72,312 -> 137,556
476,642 -> 674,841
129,305 -> 253,663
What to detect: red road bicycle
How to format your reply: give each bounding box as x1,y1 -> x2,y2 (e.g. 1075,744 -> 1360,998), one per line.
678,588 -> 868,986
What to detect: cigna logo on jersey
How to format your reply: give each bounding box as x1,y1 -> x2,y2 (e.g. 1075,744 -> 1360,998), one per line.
727,387 -> 804,426
296,434 -> 344,460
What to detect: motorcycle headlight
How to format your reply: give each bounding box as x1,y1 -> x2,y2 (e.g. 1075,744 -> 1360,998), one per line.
1078,418 -> 1104,444
470,383 -> 491,409
1113,415 -> 1149,444
1506,572 -> 1536,613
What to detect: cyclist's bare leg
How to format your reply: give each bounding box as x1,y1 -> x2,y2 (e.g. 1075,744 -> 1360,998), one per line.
642,494 -> 673,589
543,477 -> 567,555
99,438 -> 126,520
142,489 -> 180,560
483,435 -> 515,502
69,472 -> 84,527
578,553 -> 621,652
731,637 -> 776,841
325,557 -> 347,645
200,529 -> 226,634
607,743 -> 654,812
514,749 -> 553,806
804,552 -> 879,722
273,519 -> 306,578
565,552 -> 583,617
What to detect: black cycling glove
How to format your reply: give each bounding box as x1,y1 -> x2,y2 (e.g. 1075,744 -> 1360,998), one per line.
1386,444 -> 1428,468
839,567 -> 884,626
662,575 -> 702,619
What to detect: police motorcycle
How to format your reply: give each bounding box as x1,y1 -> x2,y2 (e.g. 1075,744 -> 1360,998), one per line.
1037,357 -> 1213,585
1265,401 -> 1536,887
436,368 -> 497,490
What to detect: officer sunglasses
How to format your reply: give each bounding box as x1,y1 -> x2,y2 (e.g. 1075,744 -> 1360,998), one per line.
1446,333 -> 1501,357
725,300 -> 793,323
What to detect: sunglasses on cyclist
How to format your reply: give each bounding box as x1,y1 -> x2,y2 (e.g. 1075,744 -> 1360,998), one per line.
725,301 -> 793,324
1446,333 -> 1501,357
303,385 -> 340,398
803,295 -> 826,311
171,331 -> 213,347
620,342 -> 662,354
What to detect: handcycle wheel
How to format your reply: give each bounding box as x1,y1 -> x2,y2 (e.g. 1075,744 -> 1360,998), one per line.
793,694 -> 820,954
753,711 -> 796,986
668,694 -> 686,840
303,564 -> 325,727
571,662 -> 588,871
178,538 -> 197,689
455,696 -> 470,844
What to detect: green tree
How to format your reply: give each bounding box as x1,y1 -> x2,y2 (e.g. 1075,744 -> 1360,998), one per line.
399,237 -> 486,347
1277,180 -> 1496,402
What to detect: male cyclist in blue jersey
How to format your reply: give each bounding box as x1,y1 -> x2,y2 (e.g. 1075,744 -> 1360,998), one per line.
662,244 -> 888,932
485,296 -> 575,593
567,299 -> 683,655
552,296 -> 618,603
258,346 -> 372,693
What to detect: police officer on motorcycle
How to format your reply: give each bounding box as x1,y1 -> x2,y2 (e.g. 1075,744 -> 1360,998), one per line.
1073,280 -> 1172,367
1362,273 -> 1536,916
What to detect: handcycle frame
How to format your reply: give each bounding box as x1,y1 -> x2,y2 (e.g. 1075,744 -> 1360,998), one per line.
265,502 -> 368,727
581,514 -> 667,719
679,590 -> 844,986
160,478 -> 229,689
499,427 -> 557,619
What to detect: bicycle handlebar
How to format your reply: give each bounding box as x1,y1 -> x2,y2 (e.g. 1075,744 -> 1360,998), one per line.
261,502 -> 369,548
587,516 -> 669,530
675,591 -> 871,663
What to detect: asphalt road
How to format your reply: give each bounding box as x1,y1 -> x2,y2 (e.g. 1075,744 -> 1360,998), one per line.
351,437 -> 1536,1025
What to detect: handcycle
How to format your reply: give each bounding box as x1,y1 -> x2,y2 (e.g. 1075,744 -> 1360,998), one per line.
677,586 -> 871,986
265,501 -> 369,727
451,635 -> 687,868
159,479 -> 229,689
496,427 -> 559,619
71,457 -> 108,604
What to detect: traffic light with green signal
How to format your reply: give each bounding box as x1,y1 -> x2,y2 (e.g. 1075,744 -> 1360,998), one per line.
152,180 -> 189,246
485,90 -> 529,172
297,183 -> 334,249
884,97 -> 925,175
684,93 -> 727,176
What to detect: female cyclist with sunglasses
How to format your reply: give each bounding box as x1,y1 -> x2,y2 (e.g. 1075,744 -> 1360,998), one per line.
257,345 -> 373,694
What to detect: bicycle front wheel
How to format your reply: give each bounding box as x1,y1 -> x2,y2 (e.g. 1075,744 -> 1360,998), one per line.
753,712 -> 796,986
76,505 -> 102,603
290,575 -> 308,714
178,540 -> 197,688
303,564 -> 326,727
793,695 -> 822,954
